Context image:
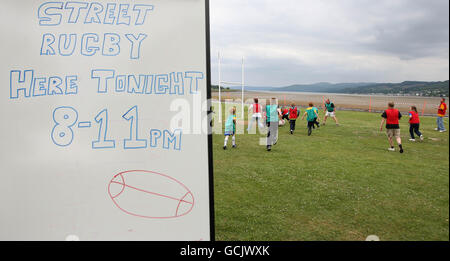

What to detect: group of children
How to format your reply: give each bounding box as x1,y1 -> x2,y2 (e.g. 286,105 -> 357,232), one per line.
223,97 -> 340,151
224,97 -> 448,153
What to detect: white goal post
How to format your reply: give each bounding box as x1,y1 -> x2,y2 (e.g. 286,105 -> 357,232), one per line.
218,53 -> 245,120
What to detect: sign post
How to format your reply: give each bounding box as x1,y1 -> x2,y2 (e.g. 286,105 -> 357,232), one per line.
0,0 -> 213,241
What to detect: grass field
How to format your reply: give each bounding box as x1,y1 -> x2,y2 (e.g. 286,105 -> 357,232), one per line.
213,107 -> 449,241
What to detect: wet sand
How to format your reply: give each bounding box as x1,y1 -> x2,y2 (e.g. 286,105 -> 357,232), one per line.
212,91 -> 444,116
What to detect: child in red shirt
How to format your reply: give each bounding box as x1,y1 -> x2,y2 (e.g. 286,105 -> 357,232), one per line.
288,103 -> 300,134
408,106 -> 423,142
281,107 -> 290,123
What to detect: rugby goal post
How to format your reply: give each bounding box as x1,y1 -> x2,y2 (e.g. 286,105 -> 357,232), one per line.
218,53 -> 245,120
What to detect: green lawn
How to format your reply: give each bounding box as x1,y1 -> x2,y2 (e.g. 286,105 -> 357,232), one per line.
213,108 -> 449,241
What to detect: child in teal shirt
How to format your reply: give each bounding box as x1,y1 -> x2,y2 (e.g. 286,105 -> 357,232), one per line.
312,106 -> 320,129
302,102 -> 320,136
224,107 -> 237,149
265,98 -> 281,151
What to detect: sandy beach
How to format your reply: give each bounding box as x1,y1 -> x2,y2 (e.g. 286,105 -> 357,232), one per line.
212,90 -> 444,116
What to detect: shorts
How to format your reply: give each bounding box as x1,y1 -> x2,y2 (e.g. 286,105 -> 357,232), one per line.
325,111 -> 335,117
251,113 -> 262,118
224,130 -> 235,136
386,128 -> 400,138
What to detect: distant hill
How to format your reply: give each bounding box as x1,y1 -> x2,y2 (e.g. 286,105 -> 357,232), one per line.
211,85 -> 238,92
222,81 -> 449,97
272,82 -> 376,93
226,86 -> 274,91
227,83 -> 374,92
335,81 -> 449,97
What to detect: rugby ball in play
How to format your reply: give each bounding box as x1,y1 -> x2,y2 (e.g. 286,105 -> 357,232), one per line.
108,170 -> 194,219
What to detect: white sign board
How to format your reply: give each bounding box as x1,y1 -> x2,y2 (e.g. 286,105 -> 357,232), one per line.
0,0 -> 213,240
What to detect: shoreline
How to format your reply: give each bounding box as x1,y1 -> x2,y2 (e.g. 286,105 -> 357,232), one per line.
211,90 -> 445,116
214,90 -> 445,99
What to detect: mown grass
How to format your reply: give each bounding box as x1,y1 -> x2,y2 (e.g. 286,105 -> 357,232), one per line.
213,107 -> 449,241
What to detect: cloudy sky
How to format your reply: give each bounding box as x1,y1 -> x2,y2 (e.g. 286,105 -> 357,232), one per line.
210,0 -> 449,87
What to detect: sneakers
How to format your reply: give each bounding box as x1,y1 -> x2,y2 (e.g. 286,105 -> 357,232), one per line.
388,147 -> 403,153
439,130 -> 447,132
308,128 -> 312,136
223,146 -> 227,150
232,145 -> 237,148
409,139 -> 416,142
420,135 -> 424,141
290,130 -> 293,134
267,145 -> 272,151
435,128 -> 439,131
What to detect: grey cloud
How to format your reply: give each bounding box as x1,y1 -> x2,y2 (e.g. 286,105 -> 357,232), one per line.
210,0 -> 449,86
355,0 -> 449,59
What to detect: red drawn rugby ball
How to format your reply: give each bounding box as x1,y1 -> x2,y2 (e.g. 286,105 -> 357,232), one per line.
108,170 -> 194,219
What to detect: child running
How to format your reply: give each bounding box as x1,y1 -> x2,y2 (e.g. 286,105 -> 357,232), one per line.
323,99 -> 339,126
408,106 -> 424,142
247,98 -> 264,133
281,106 -> 290,123
302,102 -> 320,136
266,98 -> 281,151
312,105 -> 320,129
223,107 -> 237,150
288,103 -> 300,134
